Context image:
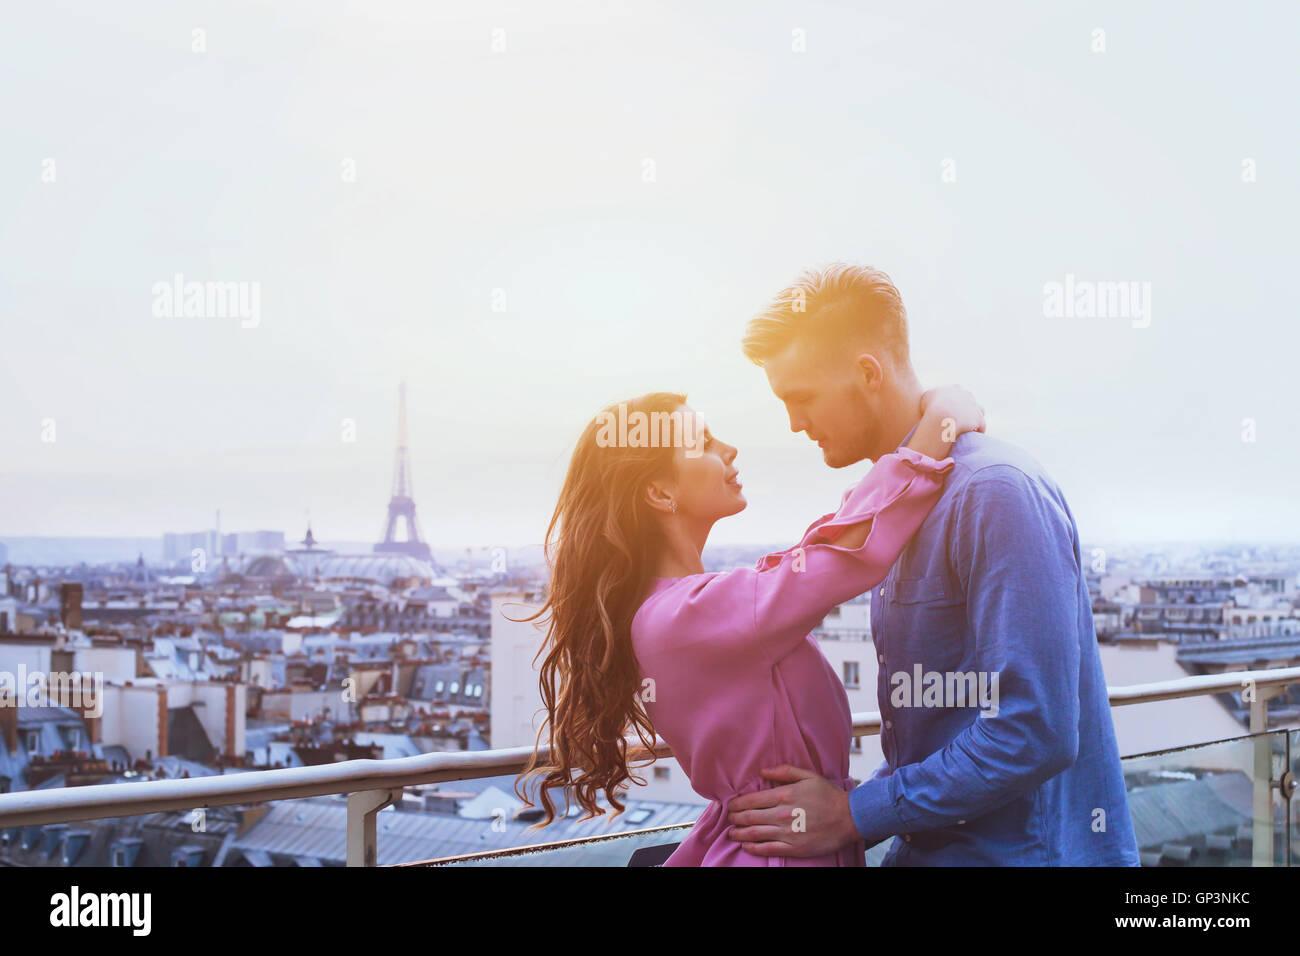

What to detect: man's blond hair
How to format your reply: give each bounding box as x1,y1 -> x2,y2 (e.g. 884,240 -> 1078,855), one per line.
742,263 -> 911,368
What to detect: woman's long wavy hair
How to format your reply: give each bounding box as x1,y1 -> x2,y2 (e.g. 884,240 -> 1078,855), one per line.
513,391 -> 687,826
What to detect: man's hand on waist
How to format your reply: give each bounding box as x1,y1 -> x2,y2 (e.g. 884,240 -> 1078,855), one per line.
725,765 -> 861,857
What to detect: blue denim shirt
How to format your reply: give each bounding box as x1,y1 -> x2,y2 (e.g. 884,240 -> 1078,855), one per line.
848,427 -> 1140,865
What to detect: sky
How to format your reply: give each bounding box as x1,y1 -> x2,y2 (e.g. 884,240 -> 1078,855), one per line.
1,0 -> 1296,552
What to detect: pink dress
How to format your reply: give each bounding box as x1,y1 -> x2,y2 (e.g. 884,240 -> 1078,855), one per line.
629,447 -> 955,866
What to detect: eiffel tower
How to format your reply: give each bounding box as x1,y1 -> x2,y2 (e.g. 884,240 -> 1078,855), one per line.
374,381 -> 434,562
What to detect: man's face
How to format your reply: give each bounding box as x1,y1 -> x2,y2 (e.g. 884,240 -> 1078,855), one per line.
762,337 -> 883,468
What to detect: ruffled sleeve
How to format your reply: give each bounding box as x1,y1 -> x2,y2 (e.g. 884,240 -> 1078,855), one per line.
755,447 -> 953,571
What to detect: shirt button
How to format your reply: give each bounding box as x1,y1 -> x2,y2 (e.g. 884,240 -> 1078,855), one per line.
877,653 -> 885,664
879,587 -> 885,597
884,720 -> 893,730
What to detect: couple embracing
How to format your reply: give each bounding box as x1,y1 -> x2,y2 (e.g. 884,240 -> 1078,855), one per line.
519,263 -> 1140,867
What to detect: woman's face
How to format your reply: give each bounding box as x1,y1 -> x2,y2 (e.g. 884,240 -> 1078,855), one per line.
669,405 -> 746,521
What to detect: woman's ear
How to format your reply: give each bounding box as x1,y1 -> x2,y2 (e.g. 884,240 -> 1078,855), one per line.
644,478 -> 677,516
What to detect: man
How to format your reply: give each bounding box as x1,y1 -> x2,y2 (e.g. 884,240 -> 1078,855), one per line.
726,263 -> 1140,865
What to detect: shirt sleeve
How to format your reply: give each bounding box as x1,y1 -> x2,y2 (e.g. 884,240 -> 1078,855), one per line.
658,448 -> 954,667
847,464 -> 1084,846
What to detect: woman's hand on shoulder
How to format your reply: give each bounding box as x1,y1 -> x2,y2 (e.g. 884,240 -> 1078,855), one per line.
919,384 -> 985,439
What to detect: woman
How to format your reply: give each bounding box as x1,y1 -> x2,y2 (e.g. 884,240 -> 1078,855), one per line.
516,386 -> 984,865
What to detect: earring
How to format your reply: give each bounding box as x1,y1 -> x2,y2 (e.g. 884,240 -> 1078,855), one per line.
670,500 -> 678,514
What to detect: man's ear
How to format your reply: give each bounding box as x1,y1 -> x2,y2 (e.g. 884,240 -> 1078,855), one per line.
644,479 -> 677,515
854,352 -> 884,391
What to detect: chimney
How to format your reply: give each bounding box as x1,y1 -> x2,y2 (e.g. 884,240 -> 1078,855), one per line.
0,706 -> 16,753
60,582 -> 83,630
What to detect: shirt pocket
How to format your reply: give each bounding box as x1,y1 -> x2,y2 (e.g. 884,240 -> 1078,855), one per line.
891,576 -> 948,604
886,575 -> 967,672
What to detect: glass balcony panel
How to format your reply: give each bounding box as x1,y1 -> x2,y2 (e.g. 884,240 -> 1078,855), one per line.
1121,731 -> 1288,867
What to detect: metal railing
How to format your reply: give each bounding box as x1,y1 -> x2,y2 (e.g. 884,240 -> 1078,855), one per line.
1,664 -> 1298,866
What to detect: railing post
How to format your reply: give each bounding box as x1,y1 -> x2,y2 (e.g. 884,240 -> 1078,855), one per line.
347,788 -> 403,867
1250,687 -> 1282,867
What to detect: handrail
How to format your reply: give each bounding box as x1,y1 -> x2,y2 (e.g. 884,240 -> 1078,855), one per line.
1,664 -> 1298,841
